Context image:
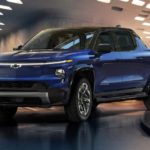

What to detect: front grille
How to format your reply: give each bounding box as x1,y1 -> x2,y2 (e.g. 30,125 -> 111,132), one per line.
0,82 -> 33,89
0,81 -> 47,91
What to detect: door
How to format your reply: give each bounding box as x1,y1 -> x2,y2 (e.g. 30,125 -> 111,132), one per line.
112,30 -> 147,90
93,30 -> 125,97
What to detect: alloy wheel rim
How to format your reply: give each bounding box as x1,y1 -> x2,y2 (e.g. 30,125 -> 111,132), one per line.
77,82 -> 91,117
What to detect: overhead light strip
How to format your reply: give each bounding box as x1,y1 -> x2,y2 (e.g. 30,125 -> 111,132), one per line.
132,0 -> 145,6
120,0 -> 129,2
6,0 -> 23,4
0,22 -> 5,26
143,22 -> 150,26
146,4 -> 150,9
0,5 -> 12,10
96,0 -> 111,3
135,16 -> 145,21
143,31 -> 150,34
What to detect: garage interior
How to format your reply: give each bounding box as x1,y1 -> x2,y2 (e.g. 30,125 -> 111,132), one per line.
1,0 -> 150,51
0,0 -> 150,150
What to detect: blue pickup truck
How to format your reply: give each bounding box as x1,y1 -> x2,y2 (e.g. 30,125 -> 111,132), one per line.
0,27 -> 150,122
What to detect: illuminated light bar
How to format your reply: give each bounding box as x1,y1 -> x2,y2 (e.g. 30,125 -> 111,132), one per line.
0,60 -> 73,66
96,0 -> 111,3
132,0 -> 145,6
134,16 -> 145,21
0,5 -> 12,10
0,12 -> 4,15
0,22 -> 5,25
146,36 -> 150,39
146,4 -> 150,9
142,22 -> 150,26
120,0 -> 129,2
6,0 -> 23,4
143,31 -> 150,34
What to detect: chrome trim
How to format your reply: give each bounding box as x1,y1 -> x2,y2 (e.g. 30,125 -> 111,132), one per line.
0,92 -> 50,104
0,60 -> 67,66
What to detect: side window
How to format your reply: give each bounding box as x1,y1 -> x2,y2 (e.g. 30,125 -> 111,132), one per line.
54,33 -> 81,50
95,32 -> 114,51
85,32 -> 94,48
114,31 -> 136,51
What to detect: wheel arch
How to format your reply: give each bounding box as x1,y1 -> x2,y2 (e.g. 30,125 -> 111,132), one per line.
67,65 -> 95,103
144,75 -> 150,94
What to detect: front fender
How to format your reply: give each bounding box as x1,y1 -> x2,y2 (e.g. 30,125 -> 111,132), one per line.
69,64 -> 95,86
62,63 -> 95,104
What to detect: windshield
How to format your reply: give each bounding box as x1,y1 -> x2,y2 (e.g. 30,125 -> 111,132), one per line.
21,30 -> 81,50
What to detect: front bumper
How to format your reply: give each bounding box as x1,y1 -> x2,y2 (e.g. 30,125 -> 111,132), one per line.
0,80 -> 69,107
0,91 -> 49,102
0,89 -> 68,107
0,61 -> 72,106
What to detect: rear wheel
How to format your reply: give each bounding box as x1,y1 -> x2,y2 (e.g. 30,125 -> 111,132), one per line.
65,78 -> 93,122
144,97 -> 150,110
144,82 -> 150,110
0,106 -> 17,120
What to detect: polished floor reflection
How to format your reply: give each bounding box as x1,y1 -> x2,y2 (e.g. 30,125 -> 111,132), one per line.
0,100 -> 150,150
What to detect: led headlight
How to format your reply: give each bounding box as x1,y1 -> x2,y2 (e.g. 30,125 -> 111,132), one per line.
55,69 -> 65,78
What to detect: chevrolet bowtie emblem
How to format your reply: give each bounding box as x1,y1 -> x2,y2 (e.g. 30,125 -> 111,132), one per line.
10,64 -> 22,69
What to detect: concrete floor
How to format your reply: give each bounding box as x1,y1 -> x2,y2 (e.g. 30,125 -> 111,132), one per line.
0,100 -> 150,150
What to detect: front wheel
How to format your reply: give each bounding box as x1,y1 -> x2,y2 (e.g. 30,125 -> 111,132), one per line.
65,78 -> 93,122
0,106 -> 17,120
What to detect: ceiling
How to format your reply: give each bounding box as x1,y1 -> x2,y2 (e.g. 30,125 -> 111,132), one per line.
0,0 -> 150,45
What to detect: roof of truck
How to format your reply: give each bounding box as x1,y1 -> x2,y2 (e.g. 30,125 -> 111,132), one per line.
42,26 -> 134,33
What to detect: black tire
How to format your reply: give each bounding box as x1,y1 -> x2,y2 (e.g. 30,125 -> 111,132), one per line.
143,81 -> 150,110
91,102 -> 97,113
144,97 -> 150,110
65,78 -> 93,122
0,106 -> 17,120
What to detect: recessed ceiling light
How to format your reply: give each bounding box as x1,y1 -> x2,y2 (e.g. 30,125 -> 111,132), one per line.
120,0 -> 129,2
0,5 -> 12,10
6,0 -> 23,4
96,0 -> 111,3
143,31 -> 150,34
0,29 -> 2,31
135,16 -> 145,21
132,0 -> 145,6
143,22 -> 150,26
112,6 -> 123,11
139,14 -> 148,17
0,12 -> 4,15
142,10 -> 150,14
146,4 -> 150,9
0,22 -> 5,26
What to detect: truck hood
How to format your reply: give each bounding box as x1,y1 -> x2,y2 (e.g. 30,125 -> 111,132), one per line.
0,49 -> 94,63
0,49 -> 74,62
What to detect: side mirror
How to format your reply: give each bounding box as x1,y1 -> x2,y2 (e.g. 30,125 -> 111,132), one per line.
96,44 -> 113,54
13,45 -> 22,51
